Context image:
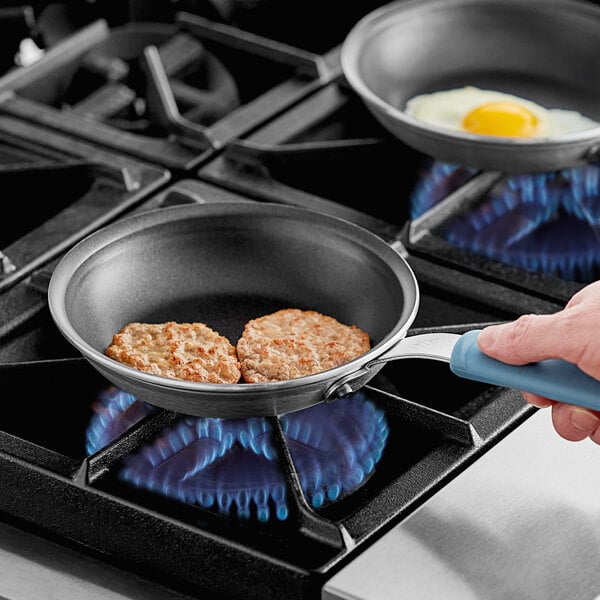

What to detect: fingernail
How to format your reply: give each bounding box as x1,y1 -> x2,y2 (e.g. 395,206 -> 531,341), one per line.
570,408 -> 600,432
477,328 -> 497,350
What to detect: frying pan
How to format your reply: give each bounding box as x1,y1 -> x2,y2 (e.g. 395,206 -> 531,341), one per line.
47,202 -> 600,418
341,0 -> 600,173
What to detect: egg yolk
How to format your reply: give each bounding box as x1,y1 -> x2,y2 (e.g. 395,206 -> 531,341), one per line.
462,101 -> 538,137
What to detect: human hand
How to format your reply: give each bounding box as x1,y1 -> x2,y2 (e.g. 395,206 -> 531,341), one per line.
477,280 -> 600,444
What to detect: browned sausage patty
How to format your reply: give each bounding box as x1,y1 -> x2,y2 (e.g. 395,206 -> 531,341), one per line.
105,321 -> 241,384
236,308 -> 371,383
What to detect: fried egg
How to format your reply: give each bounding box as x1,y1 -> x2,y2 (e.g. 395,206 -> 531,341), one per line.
404,86 -> 600,138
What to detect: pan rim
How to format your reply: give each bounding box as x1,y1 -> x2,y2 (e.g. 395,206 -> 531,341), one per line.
48,201 -> 420,397
341,0 -> 600,148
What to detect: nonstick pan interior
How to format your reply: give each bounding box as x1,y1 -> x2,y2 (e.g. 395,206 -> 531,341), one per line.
341,0 -> 600,172
48,202 -> 419,417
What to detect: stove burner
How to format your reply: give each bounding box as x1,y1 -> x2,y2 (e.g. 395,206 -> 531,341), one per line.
95,392 -> 388,522
86,386 -> 157,454
409,160 -> 478,218
61,24 -> 240,137
411,162 -> 600,282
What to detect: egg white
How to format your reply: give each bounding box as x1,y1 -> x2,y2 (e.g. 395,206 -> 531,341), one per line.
404,86 -> 600,138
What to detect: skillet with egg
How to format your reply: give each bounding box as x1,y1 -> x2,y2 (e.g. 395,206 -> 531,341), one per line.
341,0 -> 600,173
48,202 -> 600,418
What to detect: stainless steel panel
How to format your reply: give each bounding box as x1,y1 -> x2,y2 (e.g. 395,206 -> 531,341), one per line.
323,409 -> 600,600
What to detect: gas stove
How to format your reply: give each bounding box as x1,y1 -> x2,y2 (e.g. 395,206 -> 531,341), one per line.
0,3 -> 599,600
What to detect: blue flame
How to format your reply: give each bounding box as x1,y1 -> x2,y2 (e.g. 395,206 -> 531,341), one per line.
85,386 -> 157,455
561,166 -> 600,223
409,161 -> 478,219
282,398 -> 387,507
114,392 -> 388,522
410,161 -> 600,282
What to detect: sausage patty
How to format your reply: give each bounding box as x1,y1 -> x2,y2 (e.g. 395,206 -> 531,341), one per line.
236,308 -> 371,383
105,321 -> 241,384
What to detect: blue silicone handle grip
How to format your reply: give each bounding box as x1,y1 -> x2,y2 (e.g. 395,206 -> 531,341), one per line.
450,329 -> 600,412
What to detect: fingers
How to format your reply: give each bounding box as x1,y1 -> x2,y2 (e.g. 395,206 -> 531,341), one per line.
475,280 -> 600,445
477,315 -> 558,365
521,391 -> 554,408
520,394 -> 600,445
478,310 -> 600,380
551,403 -> 600,445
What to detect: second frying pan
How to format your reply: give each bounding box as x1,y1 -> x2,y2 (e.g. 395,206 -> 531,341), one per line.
341,0 -> 600,173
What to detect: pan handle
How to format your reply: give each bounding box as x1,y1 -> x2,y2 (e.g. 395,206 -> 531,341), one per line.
449,330 -> 600,412
325,330 -> 600,412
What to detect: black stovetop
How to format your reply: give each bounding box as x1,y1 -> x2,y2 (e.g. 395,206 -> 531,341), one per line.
0,174 -> 557,599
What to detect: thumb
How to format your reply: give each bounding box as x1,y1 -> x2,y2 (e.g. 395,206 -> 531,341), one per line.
477,313 -> 571,365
